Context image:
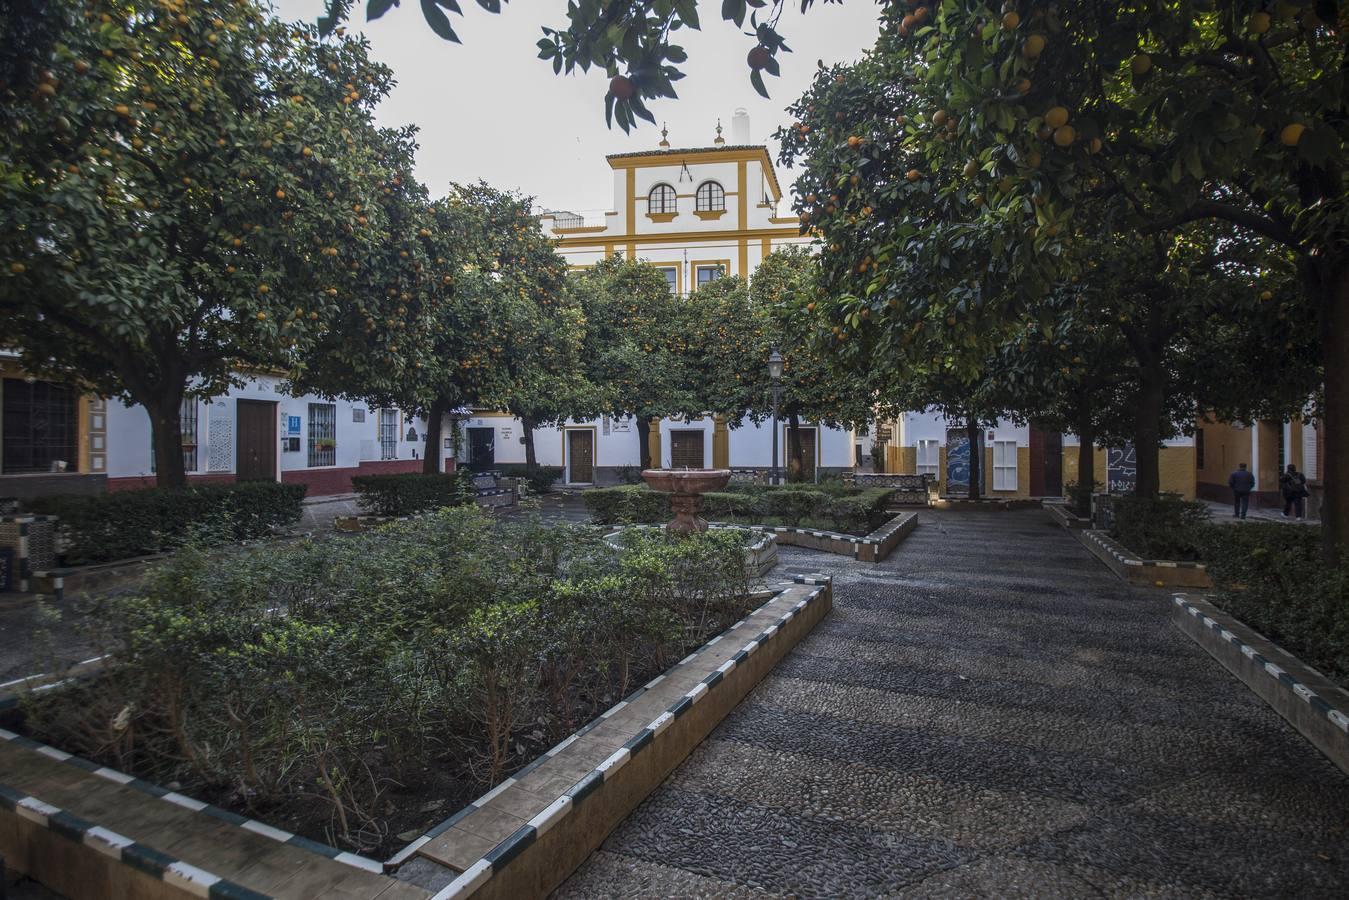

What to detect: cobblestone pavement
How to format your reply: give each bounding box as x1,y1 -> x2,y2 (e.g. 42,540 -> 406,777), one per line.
559,508 -> 1349,898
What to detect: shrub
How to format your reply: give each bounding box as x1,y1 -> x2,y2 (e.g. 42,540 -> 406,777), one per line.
23,507 -> 757,849
823,488 -> 896,533
1197,524 -> 1349,688
495,464 -> 562,495
350,471 -> 475,516
27,481 -> 306,565
1109,494 -> 1210,560
582,485 -> 670,525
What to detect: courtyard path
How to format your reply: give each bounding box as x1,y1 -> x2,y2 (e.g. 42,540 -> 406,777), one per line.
558,508 -> 1349,897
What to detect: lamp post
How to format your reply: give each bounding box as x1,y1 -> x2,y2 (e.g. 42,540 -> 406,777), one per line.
768,349 -> 784,485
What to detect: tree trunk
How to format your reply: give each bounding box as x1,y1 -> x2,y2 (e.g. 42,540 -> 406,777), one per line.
787,411 -> 804,483
636,417 -> 653,470
148,390 -> 188,489
966,419 -> 981,501
1133,361 -> 1165,499
521,416 -> 538,471
422,395 -> 446,475
1076,420 -> 1096,519
1316,258 -> 1349,564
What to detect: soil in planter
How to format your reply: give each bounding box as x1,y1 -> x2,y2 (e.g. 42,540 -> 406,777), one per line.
10,597 -> 759,860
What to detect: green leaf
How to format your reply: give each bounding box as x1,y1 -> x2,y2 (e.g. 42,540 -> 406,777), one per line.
420,0 -> 461,42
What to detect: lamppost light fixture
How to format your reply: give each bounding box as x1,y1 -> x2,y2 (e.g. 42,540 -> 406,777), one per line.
767,348 -> 785,381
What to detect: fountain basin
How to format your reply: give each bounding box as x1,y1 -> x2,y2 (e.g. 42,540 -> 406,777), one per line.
640,468 -> 732,533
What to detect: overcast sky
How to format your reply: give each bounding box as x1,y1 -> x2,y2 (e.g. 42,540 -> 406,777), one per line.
274,1 -> 879,217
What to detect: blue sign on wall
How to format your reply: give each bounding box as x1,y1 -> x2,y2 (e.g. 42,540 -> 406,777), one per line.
287,415 -> 302,436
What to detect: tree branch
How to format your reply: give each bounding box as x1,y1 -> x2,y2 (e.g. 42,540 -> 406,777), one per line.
1139,199 -> 1300,250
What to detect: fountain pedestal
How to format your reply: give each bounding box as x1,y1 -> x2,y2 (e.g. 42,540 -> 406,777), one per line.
641,468 -> 732,534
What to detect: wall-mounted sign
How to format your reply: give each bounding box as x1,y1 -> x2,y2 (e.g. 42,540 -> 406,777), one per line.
500,426 -> 513,441
287,415 -> 302,436
352,408 -> 366,423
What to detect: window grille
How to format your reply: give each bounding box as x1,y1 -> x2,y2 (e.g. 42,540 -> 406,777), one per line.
308,402 -> 336,467
379,409 -> 398,460
648,183 -> 676,214
695,181 -> 725,211
1,378 -> 78,474
181,398 -> 199,472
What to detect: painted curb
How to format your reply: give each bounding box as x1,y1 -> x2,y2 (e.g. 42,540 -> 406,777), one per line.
424,575 -> 834,900
0,780 -> 272,899
0,728 -> 384,875
1171,594 -> 1349,775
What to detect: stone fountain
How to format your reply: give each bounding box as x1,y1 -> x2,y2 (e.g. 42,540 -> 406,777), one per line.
640,468 -> 732,534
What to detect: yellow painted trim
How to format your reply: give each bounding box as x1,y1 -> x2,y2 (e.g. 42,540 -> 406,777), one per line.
768,216 -> 801,225
648,418 -> 662,467
737,161 -> 748,233
606,147 -> 784,201
651,263 -> 682,295
713,415 -> 730,469
646,212 -> 678,223
694,209 -> 727,221
567,264 -> 594,271
761,236 -> 772,260
738,238 -> 748,277
626,242 -> 636,259
625,168 -> 636,233
691,259 -> 731,291
466,409 -> 515,418
603,242 -> 615,256
552,224 -> 608,235
77,395 -> 90,474
556,226 -> 806,249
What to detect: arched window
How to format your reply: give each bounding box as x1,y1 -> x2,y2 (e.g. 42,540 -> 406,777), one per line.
695,180 -> 726,212
648,183 -> 677,215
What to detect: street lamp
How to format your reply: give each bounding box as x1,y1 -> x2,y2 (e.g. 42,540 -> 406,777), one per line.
768,349 -> 784,485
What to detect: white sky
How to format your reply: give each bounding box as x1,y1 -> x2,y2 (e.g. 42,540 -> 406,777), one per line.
273,1 -> 879,216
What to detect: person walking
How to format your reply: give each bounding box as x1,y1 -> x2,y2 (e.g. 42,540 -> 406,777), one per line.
1280,463 -> 1308,519
1228,462 -> 1255,519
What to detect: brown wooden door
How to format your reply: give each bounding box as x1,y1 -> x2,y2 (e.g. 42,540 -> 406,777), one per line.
567,430 -> 594,484
1042,430 -> 1063,496
669,430 -> 705,469
236,400 -> 277,481
1029,425 -> 1063,496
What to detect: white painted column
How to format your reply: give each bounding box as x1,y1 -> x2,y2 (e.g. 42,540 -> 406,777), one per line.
1250,424 -> 1260,492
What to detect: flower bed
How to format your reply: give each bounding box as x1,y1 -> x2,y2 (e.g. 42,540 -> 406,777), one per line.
584,483 -> 896,535
9,507 -> 758,858
1100,496 -> 1347,688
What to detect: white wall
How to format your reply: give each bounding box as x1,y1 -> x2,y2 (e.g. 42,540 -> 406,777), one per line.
103,373 -> 428,480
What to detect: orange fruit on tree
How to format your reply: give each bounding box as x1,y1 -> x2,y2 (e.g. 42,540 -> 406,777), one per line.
1022,34 -> 1046,57
1130,54 -> 1152,76
1280,123 -> 1306,146
1053,125 -> 1076,146
1045,106 -> 1070,129
1002,11 -> 1020,29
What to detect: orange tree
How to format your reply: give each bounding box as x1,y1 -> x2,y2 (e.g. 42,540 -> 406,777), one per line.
774,2 -> 1345,553
689,249 -> 875,481
0,0 -> 414,487
572,256 -> 701,470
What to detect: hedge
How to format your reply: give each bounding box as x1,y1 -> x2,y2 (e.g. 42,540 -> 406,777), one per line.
1198,524 -> 1348,688
1109,494 -> 1210,560
583,485 -> 671,525
584,484 -> 895,534
495,464 -> 563,495
27,481 -> 307,565
350,470 -> 476,517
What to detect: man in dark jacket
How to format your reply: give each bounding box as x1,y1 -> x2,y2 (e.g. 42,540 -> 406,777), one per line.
1279,463 -> 1309,519
1228,463 -> 1255,519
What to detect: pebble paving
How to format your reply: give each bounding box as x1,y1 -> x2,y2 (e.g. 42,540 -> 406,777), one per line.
558,508 -> 1349,897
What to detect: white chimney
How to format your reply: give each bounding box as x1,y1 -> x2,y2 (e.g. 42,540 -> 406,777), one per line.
731,108 -> 751,145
